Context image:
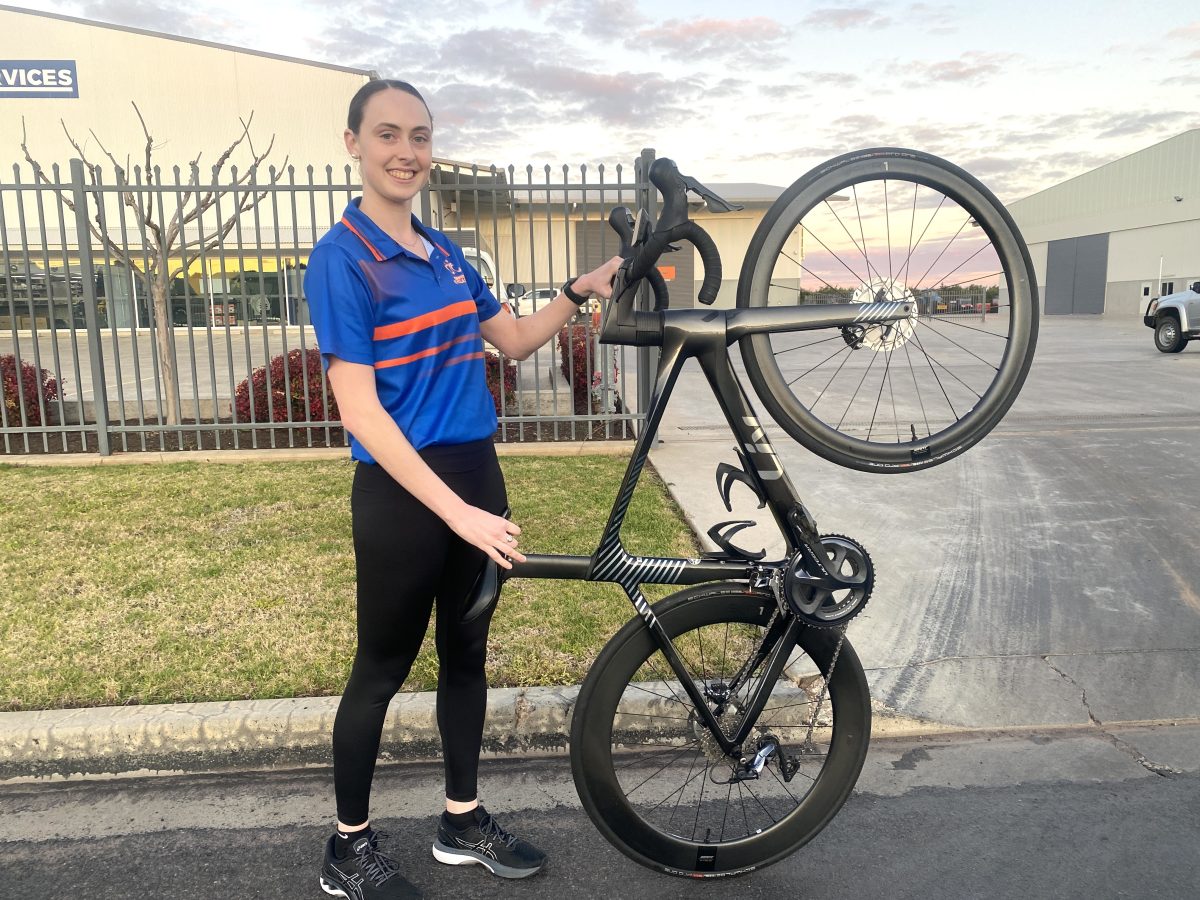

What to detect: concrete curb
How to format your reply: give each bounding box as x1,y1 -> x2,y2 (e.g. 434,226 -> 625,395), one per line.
0,682 -> 983,784
0,686 -> 578,783
0,441 -> 636,467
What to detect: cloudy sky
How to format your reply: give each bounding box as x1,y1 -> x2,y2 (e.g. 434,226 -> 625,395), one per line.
12,0 -> 1200,203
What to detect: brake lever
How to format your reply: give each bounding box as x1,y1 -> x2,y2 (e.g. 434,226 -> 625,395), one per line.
681,174 -> 744,214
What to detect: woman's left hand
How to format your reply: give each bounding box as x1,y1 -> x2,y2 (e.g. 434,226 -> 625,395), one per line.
573,256 -> 623,300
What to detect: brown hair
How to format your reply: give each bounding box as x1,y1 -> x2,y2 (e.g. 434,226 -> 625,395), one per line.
347,79 -> 432,133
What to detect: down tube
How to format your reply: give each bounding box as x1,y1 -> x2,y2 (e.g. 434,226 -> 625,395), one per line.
696,347 -> 807,550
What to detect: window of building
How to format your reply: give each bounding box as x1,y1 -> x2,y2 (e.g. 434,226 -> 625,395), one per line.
1161,282 -> 1175,295
1142,284 -> 1151,296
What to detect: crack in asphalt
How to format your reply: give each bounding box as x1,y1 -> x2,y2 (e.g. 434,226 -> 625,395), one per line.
1042,656 -> 1179,778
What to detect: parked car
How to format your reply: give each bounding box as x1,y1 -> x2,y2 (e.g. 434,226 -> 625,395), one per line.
1144,280 -> 1200,352
515,287 -> 558,316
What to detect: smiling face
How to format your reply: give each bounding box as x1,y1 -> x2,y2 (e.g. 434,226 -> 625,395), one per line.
344,87 -> 433,215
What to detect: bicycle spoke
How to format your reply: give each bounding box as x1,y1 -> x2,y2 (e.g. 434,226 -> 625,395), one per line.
921,314 -> 1009,339
624,742 -> 701,798
851,183 -> 879,287
836,346 -> 879,430
904,338 -> 933,438
902,182 -> 918,289
796,225 -> 871,290
909,327 -> 975,410
666,746 -> 701,830
624,680 -> 688,708
891,194 -> 947,287
822,198 -> 876,287
935,270 -> 1004,292
915,319 -> 1002,371
719,781 -> 733,841
928,240 -> 990,292
771,332 -> 845,359
789,341 -> 853,391
907,324 -> 960,420
884,178 -> 893,285
615,741 -> 699,772
911,215 -> 972,290
691,757 -> 708,841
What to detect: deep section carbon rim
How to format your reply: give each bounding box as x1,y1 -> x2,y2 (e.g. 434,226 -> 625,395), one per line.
737,148 -> 1038,472
570,585 -> 870,876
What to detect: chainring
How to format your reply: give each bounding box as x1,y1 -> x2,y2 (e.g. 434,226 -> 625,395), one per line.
787,533 -> 874,628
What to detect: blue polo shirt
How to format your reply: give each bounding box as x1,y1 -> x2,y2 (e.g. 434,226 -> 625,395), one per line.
305,200 -> 503,460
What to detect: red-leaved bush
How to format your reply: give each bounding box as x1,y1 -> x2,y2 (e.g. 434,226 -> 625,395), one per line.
557,323 -> 621,415
234,348 -> 339,423
233,347 -> 518,424
486,351 -> 517,415
1,354 -> 59,426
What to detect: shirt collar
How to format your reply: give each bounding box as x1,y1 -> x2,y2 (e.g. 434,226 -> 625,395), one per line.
341,198 -> 438,262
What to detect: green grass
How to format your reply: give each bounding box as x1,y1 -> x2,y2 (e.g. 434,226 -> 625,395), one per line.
0,456 -> 699,711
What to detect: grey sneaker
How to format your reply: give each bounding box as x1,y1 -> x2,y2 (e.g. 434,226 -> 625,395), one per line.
431,807 -> 546,879
320,829 -> 422,899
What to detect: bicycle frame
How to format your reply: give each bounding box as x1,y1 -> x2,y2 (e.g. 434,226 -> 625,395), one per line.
509,298 -> 907,756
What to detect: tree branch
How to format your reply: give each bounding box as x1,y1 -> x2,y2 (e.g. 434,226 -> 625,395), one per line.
19,117 -> 138,274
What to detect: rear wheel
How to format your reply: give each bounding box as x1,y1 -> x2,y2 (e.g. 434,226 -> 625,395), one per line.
737,148 -> 1039,472
570,584 -> 870,877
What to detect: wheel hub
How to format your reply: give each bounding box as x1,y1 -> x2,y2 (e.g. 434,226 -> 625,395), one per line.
847,282 -> 918,352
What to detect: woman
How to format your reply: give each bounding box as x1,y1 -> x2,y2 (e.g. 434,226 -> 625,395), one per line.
306,79 -> 621,899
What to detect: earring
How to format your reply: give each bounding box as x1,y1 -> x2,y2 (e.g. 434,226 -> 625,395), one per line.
351,155 -> 360,161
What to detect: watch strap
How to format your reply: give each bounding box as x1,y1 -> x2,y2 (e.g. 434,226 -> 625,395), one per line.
561,277 -> 589,306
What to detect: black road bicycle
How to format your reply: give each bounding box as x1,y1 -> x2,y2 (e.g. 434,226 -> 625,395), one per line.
466,148 -> 1039,878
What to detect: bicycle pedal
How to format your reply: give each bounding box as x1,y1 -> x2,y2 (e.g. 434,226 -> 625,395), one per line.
778,754 -> 800,783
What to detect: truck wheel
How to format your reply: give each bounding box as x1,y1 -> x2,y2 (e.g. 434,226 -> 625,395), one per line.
1155,317 -> 1188,353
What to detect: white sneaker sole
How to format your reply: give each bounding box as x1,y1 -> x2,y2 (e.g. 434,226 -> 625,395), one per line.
431,841 -> 544,879
318,876 -> 350,897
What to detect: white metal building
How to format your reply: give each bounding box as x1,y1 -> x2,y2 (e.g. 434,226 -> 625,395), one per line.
0,5 -> 372,177
1007,129 -> 1200,318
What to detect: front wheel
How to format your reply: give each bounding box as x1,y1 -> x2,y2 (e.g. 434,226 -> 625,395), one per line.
737,148 -> 1039,472
570,583 -> 871,877
1155,317 -> 1188,353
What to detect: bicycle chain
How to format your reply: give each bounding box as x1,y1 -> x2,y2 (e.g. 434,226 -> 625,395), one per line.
801,625 -> 847,752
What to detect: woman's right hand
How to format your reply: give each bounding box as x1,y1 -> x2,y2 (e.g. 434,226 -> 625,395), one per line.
445,503 -> 526,569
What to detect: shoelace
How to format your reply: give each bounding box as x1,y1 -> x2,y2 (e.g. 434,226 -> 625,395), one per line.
476,813 -> 520,850
353,830 -> 400,885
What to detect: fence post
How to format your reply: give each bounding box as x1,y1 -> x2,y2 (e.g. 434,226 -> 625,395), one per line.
636,147 -> 657,433
69,158 -> 111,456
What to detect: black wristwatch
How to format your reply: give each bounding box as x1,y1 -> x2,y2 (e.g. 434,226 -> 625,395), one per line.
561,277 -> 590,306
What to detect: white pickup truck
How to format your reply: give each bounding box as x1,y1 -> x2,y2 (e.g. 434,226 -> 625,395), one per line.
1144,281 -> 1200,353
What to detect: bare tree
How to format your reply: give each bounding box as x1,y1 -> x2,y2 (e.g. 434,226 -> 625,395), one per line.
19,102 -> 287,426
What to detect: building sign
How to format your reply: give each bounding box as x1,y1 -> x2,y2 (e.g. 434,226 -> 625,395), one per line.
0,61 -> 79,98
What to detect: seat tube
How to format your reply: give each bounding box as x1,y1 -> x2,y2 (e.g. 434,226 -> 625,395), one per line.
697,347 -> 805,546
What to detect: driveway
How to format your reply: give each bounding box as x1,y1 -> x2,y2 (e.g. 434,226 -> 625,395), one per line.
649,314 -> 1200,729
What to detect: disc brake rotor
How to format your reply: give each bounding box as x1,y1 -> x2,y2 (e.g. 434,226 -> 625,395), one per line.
843,282 -> 918,352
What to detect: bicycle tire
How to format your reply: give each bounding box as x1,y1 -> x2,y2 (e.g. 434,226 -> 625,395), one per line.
570,583 -> 870,877
737,147 -> 1039,473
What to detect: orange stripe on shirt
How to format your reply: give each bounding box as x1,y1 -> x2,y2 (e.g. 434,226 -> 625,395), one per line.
374,333 -> 479,369
340,217 -> 385,262
442,350 -> 485,367
373,300 -> 477,341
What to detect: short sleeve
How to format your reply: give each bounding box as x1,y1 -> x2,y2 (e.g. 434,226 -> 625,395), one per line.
305,243 -> 375,367
463,255 -> 502,323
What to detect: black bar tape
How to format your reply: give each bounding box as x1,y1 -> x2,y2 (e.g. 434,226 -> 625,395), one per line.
680,221 -> 723,305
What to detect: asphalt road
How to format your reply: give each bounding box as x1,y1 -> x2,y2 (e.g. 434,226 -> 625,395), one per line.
649,315 -> 1200,729
2,725 -> 1197,899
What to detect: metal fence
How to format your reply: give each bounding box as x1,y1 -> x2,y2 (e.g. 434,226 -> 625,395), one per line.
1,151 -> 658,456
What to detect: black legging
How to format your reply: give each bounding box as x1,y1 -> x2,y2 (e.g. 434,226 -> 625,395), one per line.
333,439 -> 507,826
